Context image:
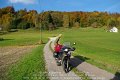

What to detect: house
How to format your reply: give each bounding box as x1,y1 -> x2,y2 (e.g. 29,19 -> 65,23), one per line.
109,27 -> 118,33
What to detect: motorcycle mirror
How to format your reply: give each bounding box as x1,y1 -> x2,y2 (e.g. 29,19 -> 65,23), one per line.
73,47 -> 76,51
73,42 -> 76,45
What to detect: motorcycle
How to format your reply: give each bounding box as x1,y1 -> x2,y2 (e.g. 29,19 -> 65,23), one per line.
61,42 -> 76,73
53,42 -> 76,73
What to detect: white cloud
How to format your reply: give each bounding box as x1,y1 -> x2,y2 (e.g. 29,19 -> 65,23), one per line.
9,0 -> 36,4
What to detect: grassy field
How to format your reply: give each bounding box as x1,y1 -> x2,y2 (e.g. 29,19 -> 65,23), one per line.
37,27 -> 120,74
0,29 -> 51,80
0,28 -> 56,47
1,27 -> 120,75
0,29 -> 40,46
7,45 -> 49,80
59,28 -> 120,74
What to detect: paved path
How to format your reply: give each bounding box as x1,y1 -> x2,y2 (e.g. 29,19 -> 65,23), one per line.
44,36 -> 119,80
70,57 -> 116,80
44,40 -> 81,80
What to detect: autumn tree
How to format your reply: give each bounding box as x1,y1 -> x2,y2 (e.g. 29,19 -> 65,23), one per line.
0,6 -> 120,31
1,13 -> 13,31
63,13 -> 70,28
51,12 -> 63,27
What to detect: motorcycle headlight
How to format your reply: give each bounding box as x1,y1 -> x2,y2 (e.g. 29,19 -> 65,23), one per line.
64,49 -> 68,52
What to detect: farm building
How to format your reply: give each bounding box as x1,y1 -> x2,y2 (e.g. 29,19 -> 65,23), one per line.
109,27 -> 118,33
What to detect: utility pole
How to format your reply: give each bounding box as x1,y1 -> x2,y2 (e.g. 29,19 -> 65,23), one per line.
39,0 -> 43,44
40,13 -> 43,44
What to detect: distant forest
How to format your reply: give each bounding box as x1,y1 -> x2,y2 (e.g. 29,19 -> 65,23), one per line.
0,6 -> 120,31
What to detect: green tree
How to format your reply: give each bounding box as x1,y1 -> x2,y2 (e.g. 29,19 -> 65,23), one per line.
117,17 -> 120,28
42,12 -> 54,30
107,18 -> 117,28
17,21 -> 30,29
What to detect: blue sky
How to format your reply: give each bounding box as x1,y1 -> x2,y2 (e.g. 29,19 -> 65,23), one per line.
0,0 -> 120,13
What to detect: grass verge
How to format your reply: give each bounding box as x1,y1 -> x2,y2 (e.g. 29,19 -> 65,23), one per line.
72,68 -> 91,80
7,45 -> 49,80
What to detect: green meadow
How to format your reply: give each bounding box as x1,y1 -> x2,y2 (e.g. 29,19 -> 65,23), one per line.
59,28 -> 120,73
7,45 -> 49,80
0,27 -> 120,77
0,29 -> 50,80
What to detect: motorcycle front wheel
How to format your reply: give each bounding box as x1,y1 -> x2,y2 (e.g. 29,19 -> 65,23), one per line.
62,58 -> 69,73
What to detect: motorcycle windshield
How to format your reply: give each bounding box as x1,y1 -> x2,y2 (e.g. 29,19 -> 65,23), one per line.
63,42 -> 71,47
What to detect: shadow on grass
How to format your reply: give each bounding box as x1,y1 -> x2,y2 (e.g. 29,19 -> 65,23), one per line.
0,31 -> 8,35
0,38 -> 14,41
111,72 -> 120,80
74,55 -> 90,61
69,55 -> 90,71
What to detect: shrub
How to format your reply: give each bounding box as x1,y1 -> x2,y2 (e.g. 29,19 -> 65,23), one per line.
0,37 -> 4,41
17,21 -> 30,29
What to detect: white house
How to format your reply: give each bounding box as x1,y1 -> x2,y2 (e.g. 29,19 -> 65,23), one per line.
109,27 -> 118,33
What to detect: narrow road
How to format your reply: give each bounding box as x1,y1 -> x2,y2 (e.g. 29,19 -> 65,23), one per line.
44,40 -> 81,80
70,57 -> 115,80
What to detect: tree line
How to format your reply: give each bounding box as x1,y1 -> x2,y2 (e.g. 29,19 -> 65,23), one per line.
0,6 -> 120,31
